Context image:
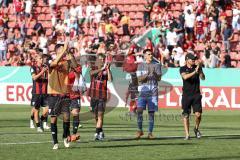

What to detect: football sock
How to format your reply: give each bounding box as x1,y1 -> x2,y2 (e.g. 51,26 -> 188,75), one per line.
31,115 -> 34,120
96,128 -> 101,134
148,112 -> 155,133
63,122 -> 70,138
137,112 -> 143,131
36,123 -> 40,127
40,115 -> 46,122
72,116 -> 79,135
51,123 -> 58,144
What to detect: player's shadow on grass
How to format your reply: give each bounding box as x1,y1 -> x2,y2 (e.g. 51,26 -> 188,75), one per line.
173,155 -> 240,160
90,142 -> 193,148
203,126 -> 240,131
204,134 -> 240,140
70,142 -> 193,149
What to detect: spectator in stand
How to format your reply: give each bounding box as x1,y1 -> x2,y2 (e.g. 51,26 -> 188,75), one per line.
209,41 -> 220,68
203,42 -> 211,68
49,0 -> 56,13
95,0 -> 102,23
75,1 -> 83,24
0,33 -> 7,62
105,19 -> 114,35
184,9 -> 195,41
24,0 -> 33,25
64,6 -> 70,24
173,18 -> 184,46
163,50 -> 175,67
222,23 -> 233,54
205,0 -> 213,13
196,0 -> 205,14
145,37 -> 154,52
219,8 -> 227,31
143,0 -> 152,26
97,42 -> 106,55
232,7 -> 240,32
33,19 -> 44,36
69,4 -> 77,21
120,12 -> 130,36
39,32 -> 48,51
13,0 -> 24,23
7,28 -> 14,42
209,17 -> 217,41
166,27 -> 177,53
195,16 -> 204,43
179,51 -> 187,67
184,2 -> 193,15
111,4 -> 120,17
55,20 -> 65,33
158,0 -> 166,9
158,44 -> 169,65
102,4 -> 112,20
86,1 -> 95,21
207,4 -> 219,27
172,43 -> 184,67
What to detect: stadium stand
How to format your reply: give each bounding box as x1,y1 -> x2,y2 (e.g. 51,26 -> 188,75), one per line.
0,0 -> 239,67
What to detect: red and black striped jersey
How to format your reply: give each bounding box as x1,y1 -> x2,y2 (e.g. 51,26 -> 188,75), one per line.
30,65 -> 48,95
88,66 -> 108,101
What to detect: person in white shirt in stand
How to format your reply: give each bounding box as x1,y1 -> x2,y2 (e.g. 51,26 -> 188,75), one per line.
184,9 -> 195,41
184,2 -> 193,15
49,0 -> 56,13
86,1 -> 95,24
24,0 -> 32,25
209,17 -> 217,41
39,33 -> 48,51
166,27 -> 177,53
69,4 -> 77,21
75,2 -> 83,24
0,34 -> 7,62
55,20 -> 66,33
232,8 -> 240,32
95,0 -> 102,23
173,44 -> 184,67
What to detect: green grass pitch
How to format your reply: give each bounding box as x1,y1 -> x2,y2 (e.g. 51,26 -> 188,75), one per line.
1,105 -> 240,160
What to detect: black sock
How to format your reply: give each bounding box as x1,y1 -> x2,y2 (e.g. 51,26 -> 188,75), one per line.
36,123 -> 40,127
72,116 -> 79,135
45,115 -> 48,122
63,122 -> 70,138
99,128 -> 103,133
51,123 -> 58,144
40,115 -> 46,122
31,115 -> 34,120
96,128 -> 101,134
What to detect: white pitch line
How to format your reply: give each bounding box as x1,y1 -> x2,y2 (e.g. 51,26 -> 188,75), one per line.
1,134 -> 240,145
0,141 -> 52,145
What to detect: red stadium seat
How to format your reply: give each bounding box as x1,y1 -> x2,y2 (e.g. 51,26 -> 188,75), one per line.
8,22 -> 16,28
231,61 -> 237,67
137,5 -> 145,12
38,14 -> 46,21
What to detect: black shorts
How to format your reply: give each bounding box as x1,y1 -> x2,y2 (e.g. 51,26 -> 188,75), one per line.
31,94 -> 48,109
185,27 -> 194,34
90,99 -> 106,113
48,96 -> 71,116
70,98 -> 81,110
182,94 -> 202,116
25,13 -> 30,18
